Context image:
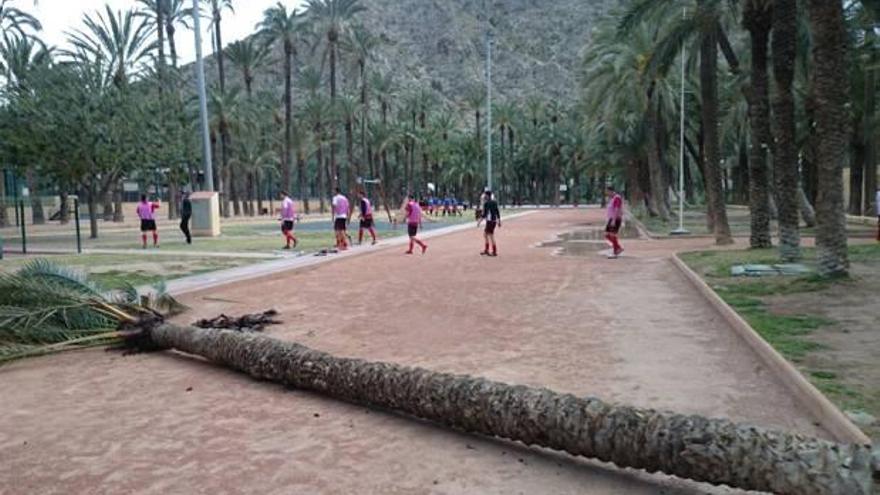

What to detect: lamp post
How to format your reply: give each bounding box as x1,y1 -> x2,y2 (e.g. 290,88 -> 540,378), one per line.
485,32 -> 494,192
671,7 -> 690,236
192,0 -> 213,192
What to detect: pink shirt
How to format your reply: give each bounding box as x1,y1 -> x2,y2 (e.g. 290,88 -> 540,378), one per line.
136,201 -> 155,221
360,198 -> 373,217
281,196 -> 295,220
332,194 -> 350,219
607,194 -> 623,221
406,201 -> 422,225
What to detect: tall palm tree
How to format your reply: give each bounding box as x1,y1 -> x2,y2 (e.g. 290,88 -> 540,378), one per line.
164,0 -> 193,69
257,2 -> 303,194
207,85 -> 241,217
226,38 -> 270,97
742,0 -> 773,248
771,0 -> 800,260
135,0 -> 167,88
343,24 -> 378,177
205,0 -> 232,91
806,0 -> 850,277
305,0 -> 366,196
0,0 -> 41,41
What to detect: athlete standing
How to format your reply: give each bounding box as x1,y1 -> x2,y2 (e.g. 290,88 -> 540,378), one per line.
404,194 -> 428,255
478,190 -> 501,256
357,190 -> 378,245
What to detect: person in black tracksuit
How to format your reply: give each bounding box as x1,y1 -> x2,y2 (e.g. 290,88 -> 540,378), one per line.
478,190 -> 501,256
180,191 -> 192,244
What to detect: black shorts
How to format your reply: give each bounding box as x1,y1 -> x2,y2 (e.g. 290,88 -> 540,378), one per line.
605,218 -> 622,234
407,223 -> 419,237
360,217 -> 374,229
334,218 -> 348,231
281,220 -> 294,232
484,220 -> 497,234
140,219 -> 157,232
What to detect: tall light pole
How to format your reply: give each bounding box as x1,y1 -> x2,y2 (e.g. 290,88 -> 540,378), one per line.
192,0 -> 213,192
486,31 -> 493,192
671,6 -> 690,235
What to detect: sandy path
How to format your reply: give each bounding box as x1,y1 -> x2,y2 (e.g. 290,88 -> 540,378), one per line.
0,209 -> 823,494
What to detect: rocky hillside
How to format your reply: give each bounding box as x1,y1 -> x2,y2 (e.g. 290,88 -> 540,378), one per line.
199,0 -> 619,105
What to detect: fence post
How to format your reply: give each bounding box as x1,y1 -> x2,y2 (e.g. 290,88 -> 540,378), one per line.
74,198 -> 82,254
19,199 -> 26,254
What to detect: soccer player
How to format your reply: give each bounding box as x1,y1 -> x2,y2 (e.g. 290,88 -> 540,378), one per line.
404,194 -> 427,254
279,190 -> 298,249
605,185 -> 624,258
478,190 -> 501,256
332,187 -> 350,250
179,191 -> 192,244
136,194 -> 159,249
357,190 -> 378,245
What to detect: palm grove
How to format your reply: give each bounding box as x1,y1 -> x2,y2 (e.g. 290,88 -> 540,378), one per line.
0,0 -> 875,277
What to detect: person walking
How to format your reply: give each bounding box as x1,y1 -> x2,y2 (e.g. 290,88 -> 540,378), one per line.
179,191 -> 192,245
357,190 -> 378,245
332,188 -> 350,251
136,194 -> 160,249
478,190 -> 501,256
279,190 -> 298,249
404,194 -> 428,255
605,185 -> 624,258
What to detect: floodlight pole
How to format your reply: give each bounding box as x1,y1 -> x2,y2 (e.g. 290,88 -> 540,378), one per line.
671,6 -> 690,236
192,0 -> 214,192
486,30 -> 494,193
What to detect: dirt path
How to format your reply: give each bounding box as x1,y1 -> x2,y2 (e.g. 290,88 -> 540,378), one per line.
0,209 -> 823,494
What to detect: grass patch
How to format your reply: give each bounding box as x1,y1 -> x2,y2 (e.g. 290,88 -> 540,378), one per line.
90,269 -> 165,289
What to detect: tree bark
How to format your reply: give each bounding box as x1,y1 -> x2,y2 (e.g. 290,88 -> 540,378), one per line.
744,1 -> 773,248
807,0 -> 850,277
699,3 -> 733,245
26,168 -> 45,225
113,181 -> 124,223
283,45 -> 293,194
645,90 -> 669,220
771,0 -> 802,261
862,30 -> 877,216
850,135 -> 865,215
798,185 -> 817,228
147,324 -> 876,495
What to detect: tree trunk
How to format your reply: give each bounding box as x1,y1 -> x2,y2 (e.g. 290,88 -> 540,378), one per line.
102,189 -> 113,222
645,91 -> 670,220
317,144 -> 326,214
850,136 -> 865,215
807,0 -> 850,277
26,168 -> 44,225
699,4 -> 733,245
0,171 -> 7,228
256,169 -> 264,215
298,149 -> 309,214
862,31 -> 877,215
166,16 -> 178,69
58,191 -> 69,224
87,187 -> 99,239
147,324 -> 876,495
113,181 -> 124,223
772,0 -> 802,261
744,3 -> 774,249
168,181 -> 179,220
798,185 -> 817,228
329,40 -> 338,193
283,45 -> 294,193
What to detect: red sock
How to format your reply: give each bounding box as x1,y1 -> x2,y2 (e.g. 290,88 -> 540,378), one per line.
611,236 -> 621,252
141,234 -> 147,246
153,232 -> 159,245
484,242 -> 489,252
409,239 -> 414,252
492,244 -> 497,255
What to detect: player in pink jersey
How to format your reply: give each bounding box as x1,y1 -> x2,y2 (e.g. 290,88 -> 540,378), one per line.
404,194 -> 427,255
605,185 -> 624,258
136,194 -> 160,249
357,190 -> 378,245
279,190 -> 298,249
331,187 -> 350,250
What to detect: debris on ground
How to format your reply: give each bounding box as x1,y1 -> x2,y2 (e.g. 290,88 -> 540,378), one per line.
730,263 -> 812,277
193,310 -> 281,332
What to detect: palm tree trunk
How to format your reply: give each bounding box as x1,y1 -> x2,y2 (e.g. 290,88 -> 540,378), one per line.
87,186 -> 99,239
317,143 -> 326,214
166,17 -> 178,69
214,9 -> 226,93
329,40 -> 339,193
699,4 -> 733,245
645,91 -> 669,219
771,0 -> 801,261
360,61 -> 369,177
864,32 -> 877,215
0,171 -> 7,228
744,4 -> 773,249
298,148 -> 309,214
26,168 -> 44,225
255,169 -> 264,215
147,324 -> 875,495
798,185 -> 817,228
113,181 -> 124,223
806,0 -> 850,277
156,0 -> 166,86
283,46 -> 293,193
850,134 -> 865,215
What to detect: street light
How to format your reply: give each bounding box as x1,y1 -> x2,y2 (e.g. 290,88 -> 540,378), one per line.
192,0 -> 213,192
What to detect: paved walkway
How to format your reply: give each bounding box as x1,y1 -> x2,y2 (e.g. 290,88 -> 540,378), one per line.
0,209 -> 823,495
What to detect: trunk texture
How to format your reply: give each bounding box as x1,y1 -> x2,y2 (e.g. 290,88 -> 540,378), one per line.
26,168 -> 45,225
113,181 -> 124,223
863,32 -> 877,215
148,325 -> 876,495
772,0 -> 802,261
807,0 -> 850,276
744,2 -> 773,248
58,191 -> 69,224
645,91 -> 670,220
283,46 -> 293,193
798,186 -> 817,227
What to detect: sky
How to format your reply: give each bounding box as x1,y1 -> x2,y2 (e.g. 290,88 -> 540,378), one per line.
28,0 -> 306,65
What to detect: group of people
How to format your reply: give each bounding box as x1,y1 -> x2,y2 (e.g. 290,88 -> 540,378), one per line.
135,184 -> 627,259
425,196 -> 464,217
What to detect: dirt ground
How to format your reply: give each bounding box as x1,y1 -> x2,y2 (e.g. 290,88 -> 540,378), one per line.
0,209 -> 825,495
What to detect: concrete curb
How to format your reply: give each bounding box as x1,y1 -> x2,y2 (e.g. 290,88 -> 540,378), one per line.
670,254 -> 871,445
161,211 -> 538,297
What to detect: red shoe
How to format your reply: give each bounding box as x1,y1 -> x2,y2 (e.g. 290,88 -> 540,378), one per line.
404,250 -> 413,255
480,251 -> 490,256
614,247 -> 624,256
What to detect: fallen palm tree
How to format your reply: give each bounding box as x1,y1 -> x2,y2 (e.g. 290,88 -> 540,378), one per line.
1,261 -> 876,495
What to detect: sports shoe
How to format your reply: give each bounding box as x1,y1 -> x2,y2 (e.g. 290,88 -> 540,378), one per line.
614,247 -> 624,256
282,245 -> 291,250
480,251 -> 490,256
404,250 -> 413,255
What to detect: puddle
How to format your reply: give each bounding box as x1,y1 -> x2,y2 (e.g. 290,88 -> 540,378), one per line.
538,224 -> 639,257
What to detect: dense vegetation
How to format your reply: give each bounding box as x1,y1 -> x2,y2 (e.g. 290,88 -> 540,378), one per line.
0,0 -> 876,276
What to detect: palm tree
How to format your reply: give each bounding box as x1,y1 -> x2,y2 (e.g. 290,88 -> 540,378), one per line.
207,85 -> 241,217
343,24 -> 378,177
305,0 -> 366,197
465,87 -> 485,148
226,38 -> 270,97
771,0 -> 800,260
742,0 -> 773,249
2,259 -> 873,495
135,0 -> 167,88
806,0 -> 850,277
257,2 -> 303,194
0,0 -> 41,41
205,0 -> 232,91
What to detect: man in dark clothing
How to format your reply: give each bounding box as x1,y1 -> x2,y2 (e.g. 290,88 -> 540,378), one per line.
180,191 -> 192,244
478,190 -> 501,256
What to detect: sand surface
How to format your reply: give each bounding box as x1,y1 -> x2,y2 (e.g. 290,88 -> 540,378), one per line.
0,209 -> 824,494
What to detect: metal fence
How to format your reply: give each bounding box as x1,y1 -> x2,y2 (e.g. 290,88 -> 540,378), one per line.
0,197 -> 83,259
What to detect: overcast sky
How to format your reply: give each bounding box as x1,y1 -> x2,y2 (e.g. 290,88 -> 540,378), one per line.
29,0 -> 306,65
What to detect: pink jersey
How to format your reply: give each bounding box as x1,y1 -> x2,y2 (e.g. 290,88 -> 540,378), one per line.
136,201 -> 155,221
332,194 -> 350,219
281,196 -> 295,220
406,200 -> 422,225
360,197 -> 373,218
607,194 -> 623,221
